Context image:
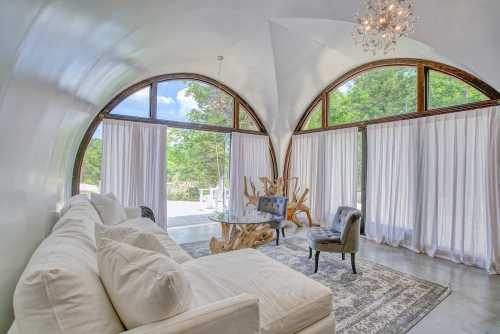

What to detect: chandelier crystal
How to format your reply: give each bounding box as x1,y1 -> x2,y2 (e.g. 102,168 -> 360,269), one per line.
353,0 -> 416,55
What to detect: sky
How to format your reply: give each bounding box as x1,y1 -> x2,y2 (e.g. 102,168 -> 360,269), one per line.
108,80 -> 199,122
93,80 -> 202,139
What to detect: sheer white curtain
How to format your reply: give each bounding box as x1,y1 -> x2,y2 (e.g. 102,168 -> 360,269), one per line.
366,107 -> 500,273
290,128 -> 358,225
101,119 -> 167,229
229,132 -> 272,216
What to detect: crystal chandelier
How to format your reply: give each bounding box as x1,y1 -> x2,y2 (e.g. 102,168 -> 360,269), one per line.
353,0 -> 416,55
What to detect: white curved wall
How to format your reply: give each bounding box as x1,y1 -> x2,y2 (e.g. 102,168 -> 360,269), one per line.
0,0 -> 499,330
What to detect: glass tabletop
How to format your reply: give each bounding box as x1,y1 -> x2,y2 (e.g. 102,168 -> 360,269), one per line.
208,211 -> 276,225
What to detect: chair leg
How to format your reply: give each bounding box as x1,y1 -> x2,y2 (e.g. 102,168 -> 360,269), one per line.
281,228 -> 285,238
308,247 -> 312,259
275,229 -> 280,246
342,253 -> 345,261
351,253 -> 357,274
314,251 -> 320,273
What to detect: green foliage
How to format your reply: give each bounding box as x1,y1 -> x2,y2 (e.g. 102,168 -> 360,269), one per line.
304,103 -> 322,130
329,67 -> 417,125
167,127 -> 229,201
239,105 -> 259,131
168,81 -> 231,201
428,70 -> 487,109
81,138 -> 102,186
184,82 -> 233,127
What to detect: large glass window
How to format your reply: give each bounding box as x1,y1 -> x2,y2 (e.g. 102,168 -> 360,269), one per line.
156,80 -> 233,127
428,70 -> 488,109
110,86 -> 150,118
80,124 -> 103,194
239,104 -> 259,131
303,101 -> 322,130
328,67 -> 417,126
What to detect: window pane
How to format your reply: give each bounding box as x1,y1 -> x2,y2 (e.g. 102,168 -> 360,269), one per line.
239,104 -> 259,131
428,70 -> 488,109
110,86 -> 150,118
328,67 -> 417,126
303,102 -> 322,130
80,124 -> 102,195
157,80 -> 233,127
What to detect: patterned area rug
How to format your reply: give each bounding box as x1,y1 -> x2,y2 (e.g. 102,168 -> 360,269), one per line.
181,236 -> 450,334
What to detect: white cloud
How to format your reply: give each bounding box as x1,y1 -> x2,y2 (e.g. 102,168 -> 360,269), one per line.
158,96 -> 174,105
177,88 -> 199,114
129,88 -> 150,101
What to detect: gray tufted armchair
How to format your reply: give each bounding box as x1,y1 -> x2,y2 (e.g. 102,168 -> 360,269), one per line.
306,206 -> 362,274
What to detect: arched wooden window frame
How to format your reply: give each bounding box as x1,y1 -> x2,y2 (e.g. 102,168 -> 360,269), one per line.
72,73 -> 278,195
284,59 -> 500,233
295,58 -> 500,133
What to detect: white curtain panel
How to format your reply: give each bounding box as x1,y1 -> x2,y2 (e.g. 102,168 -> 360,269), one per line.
229,132 -> 272,216
290,128 -> 358,225
101,119 -> 168,229
366,107 -> 500,273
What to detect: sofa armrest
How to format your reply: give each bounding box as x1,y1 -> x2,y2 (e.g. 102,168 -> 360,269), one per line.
122,294 -> 260,334
124,207 -> 142,219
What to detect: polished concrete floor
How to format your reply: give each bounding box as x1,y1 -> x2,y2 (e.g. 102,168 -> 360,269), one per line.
169,224 -> 500,334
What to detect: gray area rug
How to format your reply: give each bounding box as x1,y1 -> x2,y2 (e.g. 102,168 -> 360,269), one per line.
181,236 -> 450,334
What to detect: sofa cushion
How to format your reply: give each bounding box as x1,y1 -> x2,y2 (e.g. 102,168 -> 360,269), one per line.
13,216 -> 124,334
97,238 -> 192,329
183,249 -> 332,334
90,192 -> 127,225
119,218 -> 193,264
55,194 -> 102,230
95,223 -> 171,257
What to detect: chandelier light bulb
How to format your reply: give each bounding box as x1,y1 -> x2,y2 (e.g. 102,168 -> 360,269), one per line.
353,0 -> 417,55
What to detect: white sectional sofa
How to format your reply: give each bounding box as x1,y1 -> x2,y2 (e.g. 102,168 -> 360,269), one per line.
8,195 -> 335,334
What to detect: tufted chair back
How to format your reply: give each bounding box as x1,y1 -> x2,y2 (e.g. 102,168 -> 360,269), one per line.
330,206 -> 362,246
257,196 -> 288,220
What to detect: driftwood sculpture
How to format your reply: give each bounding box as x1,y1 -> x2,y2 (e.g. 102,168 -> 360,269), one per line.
243,176 -> 259,207
209,176 -> 274,254
286,177 -> 314,227
209,175 -> 315,254
209,222 -> 274,254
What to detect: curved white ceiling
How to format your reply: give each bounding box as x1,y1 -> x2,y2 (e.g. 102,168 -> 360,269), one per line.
0,1 -> 499,329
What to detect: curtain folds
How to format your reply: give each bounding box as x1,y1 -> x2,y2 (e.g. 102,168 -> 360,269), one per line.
290,128 -> 358,225
101,119 -> 167,229
366,107 -> 500,273
229,133 -> 272,217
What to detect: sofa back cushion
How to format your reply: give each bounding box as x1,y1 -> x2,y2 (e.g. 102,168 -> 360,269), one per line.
95,222 -> 170,257
119,218 -> 193,264
97,238 -> 192,329
90,192 -> 127,225
13,213 -> 124,334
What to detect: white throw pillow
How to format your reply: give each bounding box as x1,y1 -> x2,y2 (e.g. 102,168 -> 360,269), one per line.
97,238 -> 192,329
90,192 -> 127,225
95,222 -> 170,257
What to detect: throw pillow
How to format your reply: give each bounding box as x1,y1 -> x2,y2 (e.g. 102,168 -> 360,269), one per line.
96,238 -> 192,329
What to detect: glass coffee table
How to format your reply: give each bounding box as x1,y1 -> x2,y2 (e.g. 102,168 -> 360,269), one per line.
208,211 -> 277,253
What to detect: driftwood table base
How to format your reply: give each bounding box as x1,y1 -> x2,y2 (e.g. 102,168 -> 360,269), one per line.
209,223 -> 275,254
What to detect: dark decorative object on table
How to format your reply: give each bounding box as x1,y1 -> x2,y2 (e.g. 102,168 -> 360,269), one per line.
140,206 -> 156,222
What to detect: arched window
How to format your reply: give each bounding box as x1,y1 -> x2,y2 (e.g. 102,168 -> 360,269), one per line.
296,59 -> 500,132
74,74 -> 276,196
287,59 -> 500,234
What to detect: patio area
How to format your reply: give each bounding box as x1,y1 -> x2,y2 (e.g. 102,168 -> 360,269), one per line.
166,200 -> 219,228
